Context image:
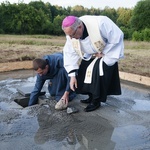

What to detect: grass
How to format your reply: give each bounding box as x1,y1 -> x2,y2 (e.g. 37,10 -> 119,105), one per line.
119,41 -> 150,77
0,34 -> 150,77
0,34 -> 66,46
124,40 -> 150,49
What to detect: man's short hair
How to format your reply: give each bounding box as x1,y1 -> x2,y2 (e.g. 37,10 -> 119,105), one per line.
33,58 -> 47,71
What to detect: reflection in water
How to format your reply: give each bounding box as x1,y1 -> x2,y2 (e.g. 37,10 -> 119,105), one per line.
34,106 -> 115,150
112,125 -> 149,149
132,99 -> 150,111
0,76 -> 150,149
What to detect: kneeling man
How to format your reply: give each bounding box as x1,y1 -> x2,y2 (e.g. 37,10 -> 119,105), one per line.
28,52 -> 76,109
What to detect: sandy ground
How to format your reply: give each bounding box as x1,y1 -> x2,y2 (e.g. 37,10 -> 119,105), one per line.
0,70 -> 150,150
0,61 -> 32,72
0,34 -> 150,77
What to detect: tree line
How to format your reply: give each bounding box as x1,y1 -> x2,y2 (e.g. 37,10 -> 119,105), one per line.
0,0 -> 149,41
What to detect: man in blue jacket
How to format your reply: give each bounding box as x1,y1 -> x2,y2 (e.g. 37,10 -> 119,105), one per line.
28,52 -> 76,109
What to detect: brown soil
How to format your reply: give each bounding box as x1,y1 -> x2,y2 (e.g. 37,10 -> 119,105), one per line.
0,61 -> 32,72
0,35 -> 150,77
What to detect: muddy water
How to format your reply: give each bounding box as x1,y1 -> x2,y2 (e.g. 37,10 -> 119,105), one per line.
0,70 -> 150,150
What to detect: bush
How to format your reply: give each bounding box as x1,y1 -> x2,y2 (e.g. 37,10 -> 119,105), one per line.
132,28 -> 150,41
0,29 -> 4,34
120,26 -> 133,40
142,28 -> 150,41
132,31 -> 141,41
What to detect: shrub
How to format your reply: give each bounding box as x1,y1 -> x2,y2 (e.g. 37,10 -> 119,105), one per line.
132,28 -> 150,41
142,28 -> 150,41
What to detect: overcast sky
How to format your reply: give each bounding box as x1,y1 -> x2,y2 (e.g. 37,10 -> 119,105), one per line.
0,0 -> 141,9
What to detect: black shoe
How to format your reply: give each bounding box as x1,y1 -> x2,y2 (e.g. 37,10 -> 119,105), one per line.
80,98 -> 92,104
84,102 -> 101,112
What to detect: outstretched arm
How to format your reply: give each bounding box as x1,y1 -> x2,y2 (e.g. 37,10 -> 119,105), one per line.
61,91 -> 69,105
28,75 -> 45,106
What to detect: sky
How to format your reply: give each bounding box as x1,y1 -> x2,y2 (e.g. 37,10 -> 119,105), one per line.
0,0 -> 141,9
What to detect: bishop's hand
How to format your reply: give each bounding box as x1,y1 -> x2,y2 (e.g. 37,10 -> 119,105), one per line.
70,76 -> 77,91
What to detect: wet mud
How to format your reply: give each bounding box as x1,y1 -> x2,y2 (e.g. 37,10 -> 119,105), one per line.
0,70 -> 150,150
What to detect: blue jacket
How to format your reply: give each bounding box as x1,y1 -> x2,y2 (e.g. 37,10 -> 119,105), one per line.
28,53 -> 70,106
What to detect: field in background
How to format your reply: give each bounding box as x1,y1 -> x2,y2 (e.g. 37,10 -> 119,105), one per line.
0,34 -> 150,77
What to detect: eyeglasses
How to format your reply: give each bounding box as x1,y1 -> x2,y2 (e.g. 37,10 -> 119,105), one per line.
69,27 -> 78,38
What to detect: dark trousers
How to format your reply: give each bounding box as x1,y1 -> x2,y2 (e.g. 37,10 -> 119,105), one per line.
76,58 -> 121,102
48,68 -> 76,101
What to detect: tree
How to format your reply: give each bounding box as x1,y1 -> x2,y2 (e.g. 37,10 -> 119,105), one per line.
13,4 -> 44,34
0,2 -> 19,33
53,15 -> 65,35
130,0 -> 150,31
101,7 -> 118,23
117,8 -> 132,28
11,3 -> 52,34
71,5 -> 87,17
29,1 -> 52,22
49,5 -> 59,22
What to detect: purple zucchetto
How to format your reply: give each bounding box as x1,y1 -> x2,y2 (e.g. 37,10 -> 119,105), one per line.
62,16 -> 76,28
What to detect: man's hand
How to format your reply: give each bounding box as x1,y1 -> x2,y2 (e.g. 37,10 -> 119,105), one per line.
70,76 -> 77,91
95,52 -> 104,58
61,91 -> 69,105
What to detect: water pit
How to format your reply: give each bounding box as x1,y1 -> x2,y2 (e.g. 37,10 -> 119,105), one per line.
14,97 -> 29,108
13,86 -> 46,108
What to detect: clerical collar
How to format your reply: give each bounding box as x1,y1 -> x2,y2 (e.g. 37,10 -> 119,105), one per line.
80,23 -> 88,40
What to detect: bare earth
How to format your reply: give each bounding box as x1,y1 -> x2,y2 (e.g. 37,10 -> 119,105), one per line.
0,35 -> 150,77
